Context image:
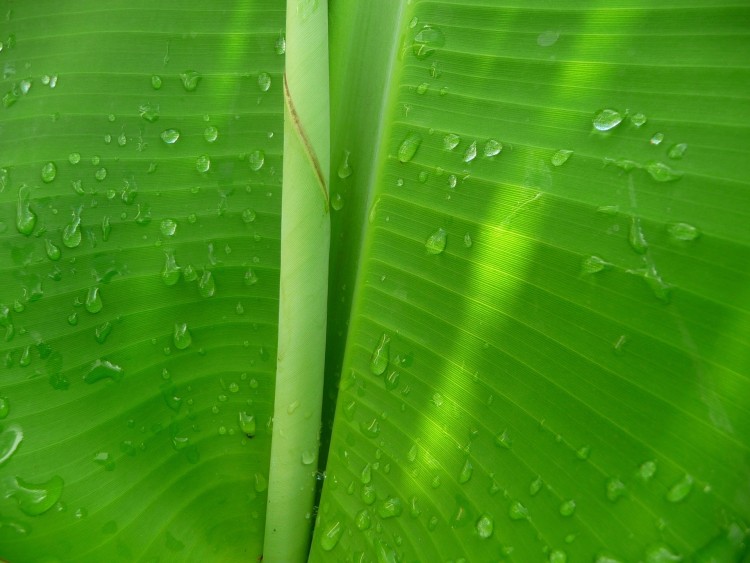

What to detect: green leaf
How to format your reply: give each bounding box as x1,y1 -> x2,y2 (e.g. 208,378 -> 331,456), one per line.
313,1 -> 750,562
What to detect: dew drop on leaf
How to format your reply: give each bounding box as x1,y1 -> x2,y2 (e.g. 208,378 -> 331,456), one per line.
249,150 -> 265,171
84,359 -> 124,384
198,270 -> 216,298
6,475 -> 64,516
667,143 -> 688,160
458,458 -> 473,483
628,216 -> 648,254
196,154 -> 211,173
0,397 -> 9,419
630,112 -> 647,127
463,141 -> 477,163
370,333 -> 390,375
650,132 -> 664,146
483,139 -> 502,157
0,424 -> 23,465
337,150 -> 353,178
606,477 -> 626,502
331,192 -> 344,211
85,286 -> 103,313
257,72 -> 271,92
16,186 -> 36,235
582,255 -> 609,274
355,509 -> 371,530
180,70 -> 201,92
238,411 -> 256,437
412,25 -> 445,60
173,322 -> 192,350
508,501 -> 528,520
666,474 -> 693,503
378,496 -> 403,518
397,132 -> 422,163
425,227 -> 447,255
668,222 -> 699,242
151,75 -> 162,89
41,161 -> 56,183
161,129 -> 180,144
45,239 -> 61,261
475,514 -> 494,539
646,161 -> 682,182
593,108 -> 623,131
319,520 -> 343,551
551,149 -> 573,167
203,126 -> 218,143
443,133 -> 460,151
559,499 -> 576,516
550,550 -> 567,563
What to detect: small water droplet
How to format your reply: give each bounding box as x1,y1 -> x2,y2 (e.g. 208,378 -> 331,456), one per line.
463,141 -> 477,163
41,161 -> 57,183
412,25 -> 445,60
582,255 -> 610,274
331,193 -> 344,211
161,129 -> 180,144
45,239 -> 61,261
0,397 -> 8,419
606,477 -> 626,502
370,333 -> 390,376
196,154 -> 211,173
630,113 -> 647,127
458,458 -> 473,483
337,150 -> 353,178
551,149 -> 573,167
398,132 -> 422,163
85,286 -> 103,313
666,474 -> 693,503
196,270 -> 216,298
530,476 -> 543,496
16,185 -> 36,235
95,167 -> 107,181
0,424 -> 23,465
151,75 -> 162,89
355,509 -> 371,530
549,550 -> 567,563
378,496 -> 403,519
416,82 -> 428,94
593,109 -> 623,132
84,359 -> 124,383
360,418 -> 381,438
650,132 -> 664,146
95,321 -> 112,344
274,35 -> 286,55
160,218 -> 177,237
628,216 -> 648,254
257,72 -> 271,92
425,227 -> 447,255
443,133 -> 460,151
249,150 -> 265,171
483,139 -> 502,157
509,501 -> 528,520
559,499 -> 576,517
495,429 -> 512,449
576,445 -> 591,460
180,70 -> 201,92
173,322 -> 192,350
646,161 -> 682,182
6,475 -> 64,516
139,103 -> 159,122
203,125 -> 218,143
102,216 -> 111,241
319,520 -> 343,551
667,143 -> 687,160
668,222 -> 699,242
244,268 -> 259,286
238,411 -> 256,437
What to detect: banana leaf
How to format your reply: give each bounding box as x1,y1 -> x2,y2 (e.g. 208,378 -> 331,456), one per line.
0,0 -> 748,562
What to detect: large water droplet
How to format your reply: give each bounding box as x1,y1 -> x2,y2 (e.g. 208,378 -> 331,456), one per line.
397,132 -> 422,163
41,161 -> 57,183
377,496 -> 403,519
319,519 -> 343,551
173,322 -> 192,350
238,411 -> 256,437
484,139 -> 502,157
257,72 -> 271,92
337,150 -> 353,178
458,458 -> 473,483
412,25 -> 445,59
16,185 -> 36,235
0,424 -> 23,465
45,239 -> 61,261
666,474 -> 693,502
463,141 -> 477,163
5,475 -> 64,516
85,286 -> 103,313
370,333 -> 390,375
593,109 -> 623,131
249,150 -> 265,171
204,126 -> 218,143
196,154 -> 211,173
180,70 -> 201,92
425,227 -> 447,255
161,129 -> 180,144
198,270 -> 216,298
443,133 -> 460,151
84,359 -> 124,383
476,514 -> 494,538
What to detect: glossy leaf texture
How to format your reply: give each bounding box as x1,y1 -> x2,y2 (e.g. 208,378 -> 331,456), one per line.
313,1 -> 750,562
0,0 -> 285,560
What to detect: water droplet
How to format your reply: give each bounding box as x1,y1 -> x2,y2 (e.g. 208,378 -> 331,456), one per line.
463,141 -> 477,163
274,35 -> 286,55
551,149 -> 573,167
537,29 -> 560,46
139,103 -> 159,122
509,501 -> 528,520
241,208 -> 257,224
645,544 -> 682,563
197,126 -> 218,145
443,133 -> 460,150
458,458 -> 473,483
0,424 -> 23,465
378,496 -> 403,519
483,139 -> 502,157
630,113 -> 647,127
84,359 -> 124,383
41,161 -> 57,183
16,185 -> 36,235
606,477 -> 626,502
593,109 -> 623,132
668,222 -> 699,242
173,322 -> 192,350
95,167 -> 107,181
549,550 -> 567,563
559,499 -> 576,516
355,509 -> 371,530
646,161 -> 682,182
198,270 -> 216,298
416,82 -> 428,94
530,476 -> 543,496
425,227 -> 447,255
95,321 -> 112,344
650,132 -> 664,146
397,132 -> 422,163
94,451 -> 115,471
628,216 -> 648,254
244,268 -> 258,286
150,75 -> 162,89
257,72 -> 271,92
412,25 -> 445,59
301,449 -> 315,465
44,239 -> 61,261
102,216 -> 111,241
360,463 -> 372,484
331,192 -> 344,211
160,218 -> 177,237
238,411 -> 256,437
582,255 -> 610,274
666,474 -> 693,503
319,519 -> 343,551
576,445 -> 591,460
6,475 -> 64,516
370,333 -> 390,375
337,150 -> 353,178
249,150 -> 265,171
667,143 -> 687,160
84,286 -> 102,313
180,70 -> 201,92
360,418 -> 380,438
0,398 -> 8,419
161,129 -> 180,145
196,154 -> 211,173
638,460 -> 657,481
384,369 -> 400,391
495,429 -> 512,449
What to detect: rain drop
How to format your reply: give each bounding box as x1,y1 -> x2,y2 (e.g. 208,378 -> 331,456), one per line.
41,162 -> 57,183
173,322 -> 192,350
483,139 -> 502,157
249,150 -> 265,171
196,154 -> 211,173
257,72 -> 271,92
161,129 -> 180,144
16,185 -> 36,235
370,333 -> 390,376
337,150 -> 353,178
666,474 -> 693,503
551,149 -> 573,167
443,133 -> 460,151
463,141 -> 477,163
425,227 -> 447,255
204,126 -> 218,143
85,286 -> 103,313
398,132 -> 422,163
180,70 -> 201,92
593,109 -> 623,132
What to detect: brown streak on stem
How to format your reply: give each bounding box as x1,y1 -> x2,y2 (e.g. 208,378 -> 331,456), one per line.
283,73 -> 329,212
